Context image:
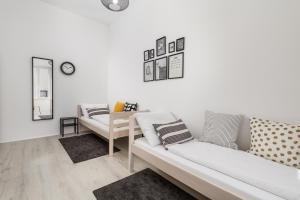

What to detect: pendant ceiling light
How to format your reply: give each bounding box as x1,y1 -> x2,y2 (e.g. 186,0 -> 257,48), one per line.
101,0 -> 129,12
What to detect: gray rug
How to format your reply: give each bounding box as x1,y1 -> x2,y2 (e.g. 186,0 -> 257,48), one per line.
93,168 -> 197,200
59,134 -> 120,163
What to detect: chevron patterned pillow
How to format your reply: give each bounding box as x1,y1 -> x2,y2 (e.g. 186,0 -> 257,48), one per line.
201,111 -> 242,149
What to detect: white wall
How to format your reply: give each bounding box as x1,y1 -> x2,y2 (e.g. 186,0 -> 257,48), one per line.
108,0 -> 300,137
0,0 -> 109,142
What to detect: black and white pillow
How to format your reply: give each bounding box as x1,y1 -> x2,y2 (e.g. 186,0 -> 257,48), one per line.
123,102 -> 138,112
86,107 -> 109,118
153,119 -> 194,149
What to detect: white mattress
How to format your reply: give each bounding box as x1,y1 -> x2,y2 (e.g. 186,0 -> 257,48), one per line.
80,117 -> 130,133
134,137 -> 285,200
169,141 -> 300,200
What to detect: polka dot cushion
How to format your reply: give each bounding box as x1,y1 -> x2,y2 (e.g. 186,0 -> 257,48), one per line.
249,117 -> 300,169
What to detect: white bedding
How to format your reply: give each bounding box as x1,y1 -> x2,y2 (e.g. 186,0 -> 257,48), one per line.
91,114 -> 129,126
168,142 -> 300,200
80,116 -> 130,133
135,138 -> 286,200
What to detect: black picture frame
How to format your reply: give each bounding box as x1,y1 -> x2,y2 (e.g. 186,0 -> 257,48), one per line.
60,62 -> 76,75
168,52 -> 184,79
144,60 -> 155,82
176,37 -> 185,52
32,57 -> 54,121
154,56 -> 168,81
144,50 -> 149,61
149,49 -> 155,59
169,41 -> 175,53
156,36 -> 166,57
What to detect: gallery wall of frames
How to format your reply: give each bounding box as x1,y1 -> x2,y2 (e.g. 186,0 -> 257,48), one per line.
143,36 -> 185,82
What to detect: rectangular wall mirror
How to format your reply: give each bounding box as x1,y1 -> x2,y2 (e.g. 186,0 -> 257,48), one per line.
32,57 -> 53,121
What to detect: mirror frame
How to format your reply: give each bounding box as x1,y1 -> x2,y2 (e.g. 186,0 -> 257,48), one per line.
32,57 -> 54,121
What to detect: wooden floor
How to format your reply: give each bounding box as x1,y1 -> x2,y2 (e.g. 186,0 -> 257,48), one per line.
0,134 -> 148,200
0,133 -> 207,200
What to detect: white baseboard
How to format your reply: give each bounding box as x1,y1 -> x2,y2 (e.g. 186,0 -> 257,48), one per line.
0,133 -> 59,144
0,130 -> 94,144
0,124 -> 94,144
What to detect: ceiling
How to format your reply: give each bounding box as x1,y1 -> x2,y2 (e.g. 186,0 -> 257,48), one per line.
40,0 -> 133,25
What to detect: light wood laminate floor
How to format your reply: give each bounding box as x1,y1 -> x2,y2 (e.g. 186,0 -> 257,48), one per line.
0,133 -> 207,200
0,134 -> 148,200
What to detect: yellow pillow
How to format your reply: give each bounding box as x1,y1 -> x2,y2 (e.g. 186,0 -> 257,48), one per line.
114,101 -> 125,112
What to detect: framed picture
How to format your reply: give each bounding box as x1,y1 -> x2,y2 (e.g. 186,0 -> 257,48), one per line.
168,52 -> 184,79
176,37 -> 185,52
144,60 -> 154,82
155,57 -> 167,80
156,36 -> 166,57
149,49 -> 155,59
144,50 -> 149,61
169,42 -> 175,53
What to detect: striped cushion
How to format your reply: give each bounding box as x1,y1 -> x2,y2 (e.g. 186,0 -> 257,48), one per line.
86,107 -> 109,118
153,119 -> 194,149
201,111 -> 242,149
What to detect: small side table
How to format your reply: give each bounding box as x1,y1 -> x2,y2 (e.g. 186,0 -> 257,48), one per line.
60,117 -> 79,137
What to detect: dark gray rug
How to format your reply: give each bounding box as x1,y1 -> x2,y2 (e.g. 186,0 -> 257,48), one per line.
93,168 -> 197,200
59,134 -> 120,163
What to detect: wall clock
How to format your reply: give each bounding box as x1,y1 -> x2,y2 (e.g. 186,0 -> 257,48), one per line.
60,62 -> 75,75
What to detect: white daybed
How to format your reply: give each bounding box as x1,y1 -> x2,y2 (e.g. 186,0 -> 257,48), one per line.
128,115 -> 300,200
77,105 -> 142,156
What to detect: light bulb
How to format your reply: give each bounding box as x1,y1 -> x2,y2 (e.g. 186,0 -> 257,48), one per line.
101,0 -> 129,11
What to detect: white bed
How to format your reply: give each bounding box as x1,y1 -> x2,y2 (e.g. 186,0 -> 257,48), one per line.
128,114 -> 300,200
133,138 -> 286,200
77,105 -> 142,156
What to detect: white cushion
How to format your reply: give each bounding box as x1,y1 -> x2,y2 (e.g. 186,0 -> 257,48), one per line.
135,112 -> 176,146
80,104 -> 108,118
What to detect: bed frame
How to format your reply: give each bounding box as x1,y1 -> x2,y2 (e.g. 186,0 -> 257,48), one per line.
128,114 -> 243,200
77,105 -> 142,156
